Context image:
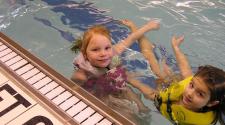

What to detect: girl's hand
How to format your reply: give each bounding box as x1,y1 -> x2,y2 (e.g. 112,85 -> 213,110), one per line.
147,20 -> 160,30
120,19 -> 137,31
172,35 -> 184,48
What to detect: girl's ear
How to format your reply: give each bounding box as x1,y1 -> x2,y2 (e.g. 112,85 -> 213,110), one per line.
207,100 -> 219,107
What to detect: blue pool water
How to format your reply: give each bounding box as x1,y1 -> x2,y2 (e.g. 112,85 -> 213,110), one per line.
1,0 -> 225,124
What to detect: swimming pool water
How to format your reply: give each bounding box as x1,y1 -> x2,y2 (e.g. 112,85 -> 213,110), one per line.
1,0 -> 224,124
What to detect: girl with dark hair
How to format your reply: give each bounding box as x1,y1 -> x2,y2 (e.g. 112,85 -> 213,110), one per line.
123,19 -> 225,125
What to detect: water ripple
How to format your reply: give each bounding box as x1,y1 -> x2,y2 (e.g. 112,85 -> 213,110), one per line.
0,2 -> 47,31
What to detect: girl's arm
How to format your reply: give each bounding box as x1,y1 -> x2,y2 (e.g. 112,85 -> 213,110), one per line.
127,77 -> 158,100
171,36 -> 193,78
139,36 -> 165,79
120,19 -> 164,80
113,20 -> 159,55
71,69 -> 88,85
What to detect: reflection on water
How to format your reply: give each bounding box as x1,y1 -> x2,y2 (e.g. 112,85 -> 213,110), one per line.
0,0 -> 46,30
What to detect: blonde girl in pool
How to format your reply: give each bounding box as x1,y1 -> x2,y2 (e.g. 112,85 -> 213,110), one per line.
70,20 -> 160,118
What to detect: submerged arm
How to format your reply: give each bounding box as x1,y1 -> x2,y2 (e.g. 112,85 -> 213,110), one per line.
139,36 -> 165,79
120,19 -> 163,79
71,69 -> 87,86
127,77 -> 158,100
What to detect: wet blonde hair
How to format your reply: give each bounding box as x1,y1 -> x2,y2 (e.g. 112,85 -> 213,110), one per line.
71,25 -> 111,56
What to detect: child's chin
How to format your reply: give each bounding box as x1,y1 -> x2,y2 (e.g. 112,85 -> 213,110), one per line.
100,62 -> 110,67
101,64 -> 110,68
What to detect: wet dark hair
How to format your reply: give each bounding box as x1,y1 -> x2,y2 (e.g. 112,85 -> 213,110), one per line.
194,65 -> 225,125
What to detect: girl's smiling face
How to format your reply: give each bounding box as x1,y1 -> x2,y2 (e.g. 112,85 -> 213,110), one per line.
85,34 -> 113,68
181,76 -> 211,111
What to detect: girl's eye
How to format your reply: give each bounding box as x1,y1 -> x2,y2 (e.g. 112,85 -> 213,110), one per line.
197,92 -> 204,97
92,48 -> 99,51
189,82 -> 194,88
105,46 -> 111,50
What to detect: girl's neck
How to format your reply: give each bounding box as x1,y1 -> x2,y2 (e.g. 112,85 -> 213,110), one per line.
94,65 -> 110,71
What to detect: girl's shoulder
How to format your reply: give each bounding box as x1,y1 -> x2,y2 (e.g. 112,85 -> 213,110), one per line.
72,52 -> 83,70
72,53 -> 103,75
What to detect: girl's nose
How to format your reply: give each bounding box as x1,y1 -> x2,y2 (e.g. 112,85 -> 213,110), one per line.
100,50 -> 106,56
187,90 -> 194,98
